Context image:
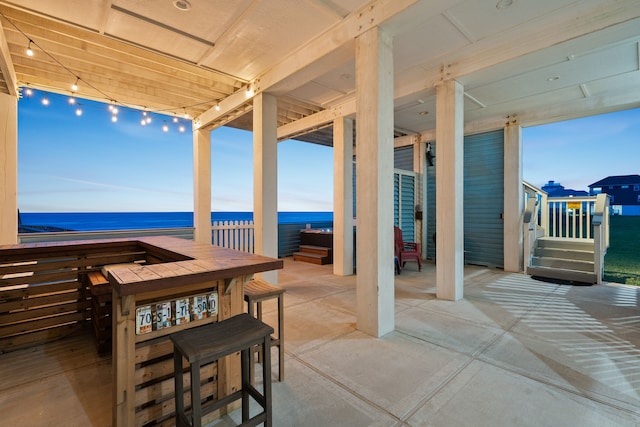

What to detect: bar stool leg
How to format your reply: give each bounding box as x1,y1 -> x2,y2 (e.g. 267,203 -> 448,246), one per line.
191,363 -> 202,427
247,301 -> 257,385
277,293 -> 284,381
174,352 -> 185,427
262,334 -> 273,427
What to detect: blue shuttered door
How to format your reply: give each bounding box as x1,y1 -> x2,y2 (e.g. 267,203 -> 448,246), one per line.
464,130 -> 504,267
425,129 -> 504,267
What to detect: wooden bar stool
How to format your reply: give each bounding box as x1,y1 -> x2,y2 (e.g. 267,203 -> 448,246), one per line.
244,279 -> 285,384
171,314 -> 274,427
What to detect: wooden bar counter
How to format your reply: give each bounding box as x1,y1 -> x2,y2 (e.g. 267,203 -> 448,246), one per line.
0,236 -> 283,427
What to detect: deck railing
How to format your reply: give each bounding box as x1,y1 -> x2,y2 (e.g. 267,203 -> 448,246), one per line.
18,220 -> 256,253
211,220 -> 254,253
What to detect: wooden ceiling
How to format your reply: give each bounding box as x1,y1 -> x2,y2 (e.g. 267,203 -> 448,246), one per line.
0,0 -> 639,145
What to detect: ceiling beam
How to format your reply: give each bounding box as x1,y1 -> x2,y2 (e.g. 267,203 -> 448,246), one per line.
196,0 -> 420,129
0,19 -> 17,95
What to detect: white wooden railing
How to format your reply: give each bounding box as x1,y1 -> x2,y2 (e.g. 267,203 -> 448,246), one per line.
211,220 -> 254,253
592,193 -> 610,284
18,220 -> 256,253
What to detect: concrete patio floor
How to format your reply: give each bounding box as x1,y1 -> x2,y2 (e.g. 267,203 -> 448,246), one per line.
216,258 -> 640,426
1,257 -> 638,426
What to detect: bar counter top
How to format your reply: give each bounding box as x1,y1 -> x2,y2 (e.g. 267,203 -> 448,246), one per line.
0,235 -> 283,296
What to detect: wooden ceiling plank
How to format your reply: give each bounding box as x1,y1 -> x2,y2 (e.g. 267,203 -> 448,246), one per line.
0,5 -> 242,87
197,0 -> 419,129
0,19 -> 17,95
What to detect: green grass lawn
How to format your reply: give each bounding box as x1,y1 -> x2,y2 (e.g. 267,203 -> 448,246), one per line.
603,215 -> 640,285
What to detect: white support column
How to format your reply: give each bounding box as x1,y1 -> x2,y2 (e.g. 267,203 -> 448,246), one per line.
193,128 -> 212,244
253,93 -> 279,283
355,26 -> 394,337
413,137 -> 426,257
333,117 -> 354,276
435,80 -> 464,301
503,123 -> 523,272
0,93 -> 17,245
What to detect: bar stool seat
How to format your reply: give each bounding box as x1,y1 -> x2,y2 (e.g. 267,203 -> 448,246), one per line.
244,279 -> 285,383
171,313 -> 274,427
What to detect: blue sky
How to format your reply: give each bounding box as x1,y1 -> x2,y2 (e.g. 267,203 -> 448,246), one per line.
18,90 -> 334,212
17,89 -> 639,212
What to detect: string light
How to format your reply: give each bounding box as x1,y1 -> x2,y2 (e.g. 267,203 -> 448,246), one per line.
68,97 -> 76,105
162,121 -> 169,132
172,116 -> 179,123
111,115 -> 118,123
215,103 -> 220,111
75,106 -> 83,116
71,77 -> 79,91
183,108 -> 189,119
24,87 -> 33,96
26,40 -> 34,57
179,125 -> 185,133
41,97 -> 49,106
245,84 -> 254,98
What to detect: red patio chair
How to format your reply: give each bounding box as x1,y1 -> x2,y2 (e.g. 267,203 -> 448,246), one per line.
394,226 -> 422,272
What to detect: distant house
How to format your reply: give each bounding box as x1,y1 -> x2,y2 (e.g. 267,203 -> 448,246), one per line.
588,174 -> 640,216
541,180 -> 588,197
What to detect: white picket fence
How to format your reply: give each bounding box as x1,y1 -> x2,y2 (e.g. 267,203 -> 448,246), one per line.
212,220 -> 255,253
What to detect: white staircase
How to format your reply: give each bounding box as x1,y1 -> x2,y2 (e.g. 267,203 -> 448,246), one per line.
527,237 -> 597,284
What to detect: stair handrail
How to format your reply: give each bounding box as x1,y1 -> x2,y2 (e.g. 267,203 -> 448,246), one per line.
523,181 -> 548,236
523,195 -> 539,274
592,193 -> 610,284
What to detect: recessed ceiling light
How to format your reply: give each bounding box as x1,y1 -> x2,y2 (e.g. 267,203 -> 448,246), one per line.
547,76 -> 560,82
173,0 -> 191,11
496,0 -> 514,10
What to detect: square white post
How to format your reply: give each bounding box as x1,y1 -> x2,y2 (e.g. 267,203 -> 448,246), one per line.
355,26 -> 394,337
0,93 -> 18,245
435,80 -> 464,301
193,128 -> 212,244
333,117 -> 354,276
253,93 -> 279,283
504,123 -> 523,272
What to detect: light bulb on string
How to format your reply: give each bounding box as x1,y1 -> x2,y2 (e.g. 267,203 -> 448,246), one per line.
140,119 -> 147,126
24,88 -> 33,96
26,40 -> 34,57
146,116 -> 152,124
68,96 -> 76,105
71,78 -> 79,92
245,84 -> 254,98
183,108 -> 189,119
111,115 -> 118,123
172,116 -> 179,123
162,121 -> 169,132
75,107 -> 83,116
215,103 -> 220,111
41,97 -> 49,106
179,125 -> 186,133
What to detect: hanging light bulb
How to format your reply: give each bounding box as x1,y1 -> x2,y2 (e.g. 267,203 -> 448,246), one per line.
179,125 -> 186,133
24,88 -> 33,96
172,116 -> 179,123
68,97 -> 76,105
112,106 -> 119,115
146,116 -> 152,124
140,119 -> 147,126
41,97 -> 49,106
215,103 -> 220,111
245,84 -> 254,98
26,40 -> 34,57
183,108 -> 189,119
71,77 -> 79,92
75,107 -> 83,116
111,115 -> 118,123
162,122 -> 169,132
108,104 -> 114,112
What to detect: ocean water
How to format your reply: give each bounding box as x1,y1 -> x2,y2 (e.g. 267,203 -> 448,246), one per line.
19,211 -> 333,232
